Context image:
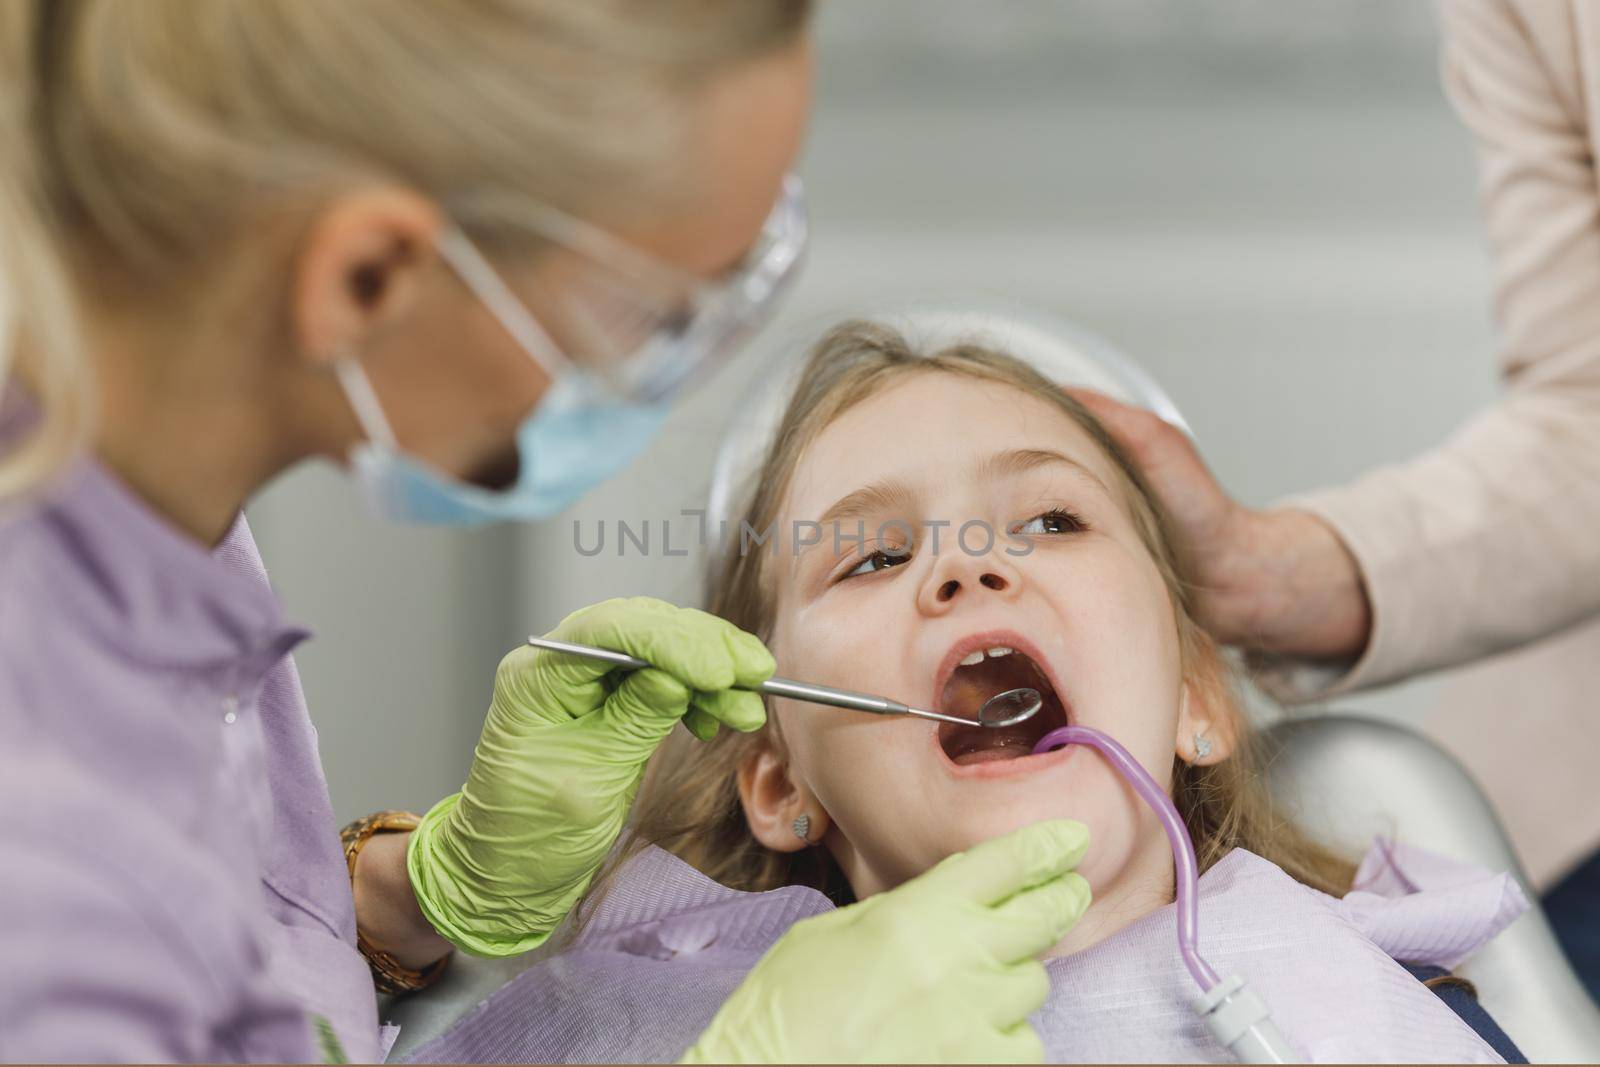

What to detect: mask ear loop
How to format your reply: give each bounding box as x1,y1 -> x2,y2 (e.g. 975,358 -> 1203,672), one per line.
335,228 -> 587,461
434,224 -> 577,382
333,352 -> 399,451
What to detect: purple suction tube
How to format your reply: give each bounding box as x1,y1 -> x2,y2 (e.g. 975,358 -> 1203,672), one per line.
1032,725 -> 1222,994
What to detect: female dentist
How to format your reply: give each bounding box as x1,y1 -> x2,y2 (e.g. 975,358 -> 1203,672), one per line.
0,2 -> 1090,1063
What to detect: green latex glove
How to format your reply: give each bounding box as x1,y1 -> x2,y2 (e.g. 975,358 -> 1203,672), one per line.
408,596 -> 774,957
681,820 -> 1092,1064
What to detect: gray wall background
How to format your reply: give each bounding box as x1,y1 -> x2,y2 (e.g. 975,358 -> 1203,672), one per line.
247,2 -> 1500,824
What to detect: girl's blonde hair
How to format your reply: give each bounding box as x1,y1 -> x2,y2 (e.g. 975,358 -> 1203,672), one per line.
0,0 -> 809,501
613,320 -> 1355,906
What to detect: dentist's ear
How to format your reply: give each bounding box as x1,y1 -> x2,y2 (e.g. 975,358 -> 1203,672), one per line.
291,187 -> 442,366
1175,682 -> 1238,766
739,745 -> 830,852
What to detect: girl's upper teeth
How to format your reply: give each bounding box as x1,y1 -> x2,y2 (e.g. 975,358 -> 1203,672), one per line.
959,646 -> 1015,667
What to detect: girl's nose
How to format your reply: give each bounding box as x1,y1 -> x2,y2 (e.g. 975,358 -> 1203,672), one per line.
916,535 -> 1023,615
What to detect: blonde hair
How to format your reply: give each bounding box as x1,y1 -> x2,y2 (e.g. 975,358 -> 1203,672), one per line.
607,320 -> 1355,908
0,0 -> 809,501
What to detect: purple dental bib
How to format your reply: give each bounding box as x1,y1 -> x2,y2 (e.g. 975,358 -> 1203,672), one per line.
406,838 -> 1524,1064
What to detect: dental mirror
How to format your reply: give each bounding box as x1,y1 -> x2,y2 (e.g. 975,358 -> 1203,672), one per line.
526,636 -> 1044,729
974,687 -> 1044,728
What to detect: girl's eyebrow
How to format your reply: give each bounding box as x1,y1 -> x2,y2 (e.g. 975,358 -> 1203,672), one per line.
977,447 -> 1109,492
816,478 -> 919,529
810,448 -> 1105,539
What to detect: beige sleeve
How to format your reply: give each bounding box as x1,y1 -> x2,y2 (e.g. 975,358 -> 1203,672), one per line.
1256,0 -> 1600,703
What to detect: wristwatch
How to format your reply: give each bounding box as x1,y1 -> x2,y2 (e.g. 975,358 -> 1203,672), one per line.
340,810 -> 452,995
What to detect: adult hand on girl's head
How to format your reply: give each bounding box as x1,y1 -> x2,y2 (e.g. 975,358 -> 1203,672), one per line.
1067,387 -> 1371,662
680,820 -> 1092,1064
407,597 -> 775,958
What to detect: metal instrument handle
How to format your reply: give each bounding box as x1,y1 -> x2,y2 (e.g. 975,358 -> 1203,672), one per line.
526,636 -> 651,670
525,635 -> 982,726
752,676 -> 904,715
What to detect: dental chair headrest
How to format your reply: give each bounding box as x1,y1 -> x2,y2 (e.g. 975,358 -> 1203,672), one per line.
706,302 -> 1190,537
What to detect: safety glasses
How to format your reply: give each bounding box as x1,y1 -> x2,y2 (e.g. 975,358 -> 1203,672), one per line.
441,174 -> 807,406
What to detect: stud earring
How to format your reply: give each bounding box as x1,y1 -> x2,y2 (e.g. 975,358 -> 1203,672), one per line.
791,813 -> 820,846
1193,730 -> 1213,761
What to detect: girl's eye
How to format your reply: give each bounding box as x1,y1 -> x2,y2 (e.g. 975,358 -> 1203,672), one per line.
1012,508 -> 1089,536
842,548 -> 910,579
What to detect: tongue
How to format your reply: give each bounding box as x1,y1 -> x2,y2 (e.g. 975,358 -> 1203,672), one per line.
951,747 -> 1026,766
946,728 -> 1037,765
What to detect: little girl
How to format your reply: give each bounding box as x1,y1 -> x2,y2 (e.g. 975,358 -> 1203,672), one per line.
406,321 -> 1527,1064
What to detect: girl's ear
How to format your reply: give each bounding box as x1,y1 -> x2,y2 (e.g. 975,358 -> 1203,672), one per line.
1175,680 -> 1238,766
738,746 -> 830,852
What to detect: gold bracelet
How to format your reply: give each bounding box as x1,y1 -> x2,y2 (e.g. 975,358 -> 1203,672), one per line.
340,810 -> 451,996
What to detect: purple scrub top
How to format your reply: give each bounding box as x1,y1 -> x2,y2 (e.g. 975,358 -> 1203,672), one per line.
0,444 -> 382,1061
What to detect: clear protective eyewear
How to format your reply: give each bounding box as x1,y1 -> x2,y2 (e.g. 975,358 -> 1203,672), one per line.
440,174 -> 807,406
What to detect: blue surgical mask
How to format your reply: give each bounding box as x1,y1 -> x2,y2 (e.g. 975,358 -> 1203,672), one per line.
340,368 -> 668,526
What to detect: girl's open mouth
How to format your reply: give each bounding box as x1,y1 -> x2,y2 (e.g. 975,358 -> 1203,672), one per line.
935,638 -> 1070,767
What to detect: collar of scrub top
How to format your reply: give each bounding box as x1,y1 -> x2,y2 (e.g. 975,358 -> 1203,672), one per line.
12,440 -> 309,676
704,301 -> 1193,541
440,174 -> 807,407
